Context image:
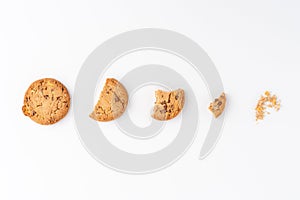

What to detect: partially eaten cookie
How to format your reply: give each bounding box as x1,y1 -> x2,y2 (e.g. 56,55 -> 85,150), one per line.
90,78 -> 128,122
208,92 -> 226,118
151,89 -> 185,121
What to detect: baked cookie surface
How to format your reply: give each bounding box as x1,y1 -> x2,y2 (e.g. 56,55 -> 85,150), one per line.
22,78 -> 70,125
152,89 -> 185,121
90,78 -> 128,122
208,92 -> 226,118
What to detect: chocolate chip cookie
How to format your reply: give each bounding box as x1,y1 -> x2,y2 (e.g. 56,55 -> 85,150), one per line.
208,92 -> 226,118
90,78 -> 128,122
22,78 -> 70,125
152,89 -> 185,121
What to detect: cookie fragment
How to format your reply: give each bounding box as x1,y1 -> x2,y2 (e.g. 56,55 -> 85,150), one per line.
90,78 -> 128,122
152,89 -> 185,121
208,92 -> 226,118
255,91 -> 281,121
22,78 -> 70,125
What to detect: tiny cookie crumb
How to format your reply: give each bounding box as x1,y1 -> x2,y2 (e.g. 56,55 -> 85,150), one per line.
152,89 -> 185,121
208,92 -> 226,118
89,78 -> 128,122
255,91 -> 280,121
22,78 -> 70,125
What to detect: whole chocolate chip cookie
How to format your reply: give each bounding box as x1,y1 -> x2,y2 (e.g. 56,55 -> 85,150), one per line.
22,78 -> 70,125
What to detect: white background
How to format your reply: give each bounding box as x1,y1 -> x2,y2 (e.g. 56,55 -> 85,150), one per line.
1,0 -> 300,199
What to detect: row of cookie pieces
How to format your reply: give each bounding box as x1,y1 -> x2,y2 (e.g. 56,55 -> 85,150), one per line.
89,78 -> 186,122
22,77 -> 226,125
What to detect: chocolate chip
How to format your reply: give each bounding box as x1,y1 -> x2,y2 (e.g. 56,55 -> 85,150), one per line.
115,97 -> 120,102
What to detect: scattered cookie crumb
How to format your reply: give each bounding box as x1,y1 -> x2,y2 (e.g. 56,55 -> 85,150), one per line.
208,92 -> 226,118
255,91 -> 281,121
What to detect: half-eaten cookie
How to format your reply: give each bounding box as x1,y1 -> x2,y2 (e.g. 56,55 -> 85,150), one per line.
152,89 -> 185,121
90,78 -> 128,122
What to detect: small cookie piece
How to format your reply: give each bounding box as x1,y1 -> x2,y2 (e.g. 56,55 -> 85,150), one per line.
90,78 -> 128,122
208,92 -> 226,118
22,78 -> 70,125
152,89 -> 185,121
